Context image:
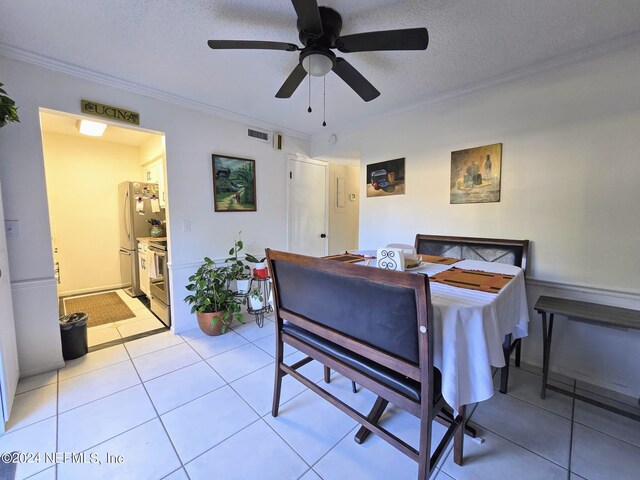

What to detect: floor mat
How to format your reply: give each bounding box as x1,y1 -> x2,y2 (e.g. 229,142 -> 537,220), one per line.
63,291 -> 136,327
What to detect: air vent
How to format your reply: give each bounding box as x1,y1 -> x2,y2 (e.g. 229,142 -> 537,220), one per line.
247,127 -> 270,143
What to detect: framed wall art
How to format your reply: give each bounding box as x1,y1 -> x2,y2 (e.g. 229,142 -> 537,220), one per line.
450,143 -> 502,204
366,157 -> 405,197
212,154 -> 257,212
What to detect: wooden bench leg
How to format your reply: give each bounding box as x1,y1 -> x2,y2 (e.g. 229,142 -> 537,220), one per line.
354,396 -> 389,444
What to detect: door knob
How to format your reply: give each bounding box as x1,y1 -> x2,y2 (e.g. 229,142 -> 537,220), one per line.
320,233 -> 327,238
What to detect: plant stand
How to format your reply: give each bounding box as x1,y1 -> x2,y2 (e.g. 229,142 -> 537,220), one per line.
246,276 -> 273,327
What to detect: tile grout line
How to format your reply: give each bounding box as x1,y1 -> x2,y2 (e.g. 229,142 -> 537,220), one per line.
123,343 -> 193,480
464,417 -> 572,472
157,338 -> 311,471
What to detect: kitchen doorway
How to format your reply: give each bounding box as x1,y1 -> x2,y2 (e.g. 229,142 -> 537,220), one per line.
40,108 -> 170,349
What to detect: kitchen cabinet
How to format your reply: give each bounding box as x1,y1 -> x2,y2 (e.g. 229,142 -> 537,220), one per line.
142,159 -> 166,208
138,241 -> 150,298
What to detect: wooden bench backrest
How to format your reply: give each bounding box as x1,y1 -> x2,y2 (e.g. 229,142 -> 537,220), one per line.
414,234 -> 529,272
266,249 -> 433,367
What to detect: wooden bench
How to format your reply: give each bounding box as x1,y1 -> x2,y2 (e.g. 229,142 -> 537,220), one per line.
414,234 -> 530,394
266,249 -> 466,480
534,295 -> 640,421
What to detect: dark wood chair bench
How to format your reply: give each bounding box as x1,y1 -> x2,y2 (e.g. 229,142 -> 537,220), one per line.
266,249 -> 466,480
414,234 -> 530,394
534,295 -> 640,421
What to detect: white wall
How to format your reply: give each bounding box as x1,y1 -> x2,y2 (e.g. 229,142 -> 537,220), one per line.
42,132 -> 143,295
328,163 -> 360,255
0,56 -> 310,376
313,45 -> 640,396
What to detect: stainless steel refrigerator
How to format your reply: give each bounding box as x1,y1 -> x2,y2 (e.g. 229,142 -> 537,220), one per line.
118,181 -> 165,297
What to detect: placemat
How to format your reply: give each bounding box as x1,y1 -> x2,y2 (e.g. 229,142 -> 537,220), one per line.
429,267 -> 514,293
419,254 -> 462,265
322,253 -> 366,264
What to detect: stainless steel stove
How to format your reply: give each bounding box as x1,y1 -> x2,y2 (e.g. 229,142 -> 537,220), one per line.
148,240 -> 170,327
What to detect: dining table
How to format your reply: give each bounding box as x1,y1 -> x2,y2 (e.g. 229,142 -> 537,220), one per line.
346,252 -> 530,412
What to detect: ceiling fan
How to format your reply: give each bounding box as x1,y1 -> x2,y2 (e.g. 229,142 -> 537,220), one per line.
207,0 -> 429,102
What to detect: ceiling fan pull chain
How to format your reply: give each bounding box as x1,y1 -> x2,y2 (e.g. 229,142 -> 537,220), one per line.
322,76 -> 327,127
307,58 -> 312,113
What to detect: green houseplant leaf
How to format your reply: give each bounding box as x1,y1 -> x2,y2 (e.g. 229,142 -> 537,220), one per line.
0,82 -> 20,128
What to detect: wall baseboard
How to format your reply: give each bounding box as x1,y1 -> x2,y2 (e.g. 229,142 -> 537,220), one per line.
58,283 -> 129,298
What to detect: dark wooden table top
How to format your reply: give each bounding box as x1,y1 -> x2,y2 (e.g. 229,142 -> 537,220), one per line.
534,295 -> 640,330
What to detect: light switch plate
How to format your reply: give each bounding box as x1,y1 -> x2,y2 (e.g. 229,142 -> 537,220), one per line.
5,220 -> 19,238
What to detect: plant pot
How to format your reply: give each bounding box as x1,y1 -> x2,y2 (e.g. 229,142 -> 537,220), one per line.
236,279 -> 251,294
253,262 -> 268,279
197,311 -> 228,336
228,279 -> 237,293
249,295 -> 264,311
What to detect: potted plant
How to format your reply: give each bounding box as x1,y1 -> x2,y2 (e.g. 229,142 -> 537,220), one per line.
184,257 -> 242,335
247,287 -> 265,311
226,235 -> 252,293
0,82 -> 20,128
245,253 -> 268,278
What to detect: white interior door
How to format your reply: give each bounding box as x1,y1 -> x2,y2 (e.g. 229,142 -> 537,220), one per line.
0,178 -> 20,432
288,157 -> 328,256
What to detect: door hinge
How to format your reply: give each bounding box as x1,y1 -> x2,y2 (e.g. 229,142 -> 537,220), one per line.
289,171 -> 292,179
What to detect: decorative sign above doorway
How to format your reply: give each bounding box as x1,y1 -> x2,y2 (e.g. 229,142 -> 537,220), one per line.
80,99 -> 140,125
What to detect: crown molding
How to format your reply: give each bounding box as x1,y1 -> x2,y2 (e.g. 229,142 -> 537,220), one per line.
0,43 -> 311,143
312,29 -> 640,144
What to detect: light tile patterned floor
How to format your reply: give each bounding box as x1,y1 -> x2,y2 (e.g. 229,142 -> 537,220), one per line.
2,314 -> 639,480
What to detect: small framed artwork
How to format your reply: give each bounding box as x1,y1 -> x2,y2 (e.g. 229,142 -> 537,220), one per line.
450,143 -> 502,204
212,154 -> 257,212
366,157 -> 405,197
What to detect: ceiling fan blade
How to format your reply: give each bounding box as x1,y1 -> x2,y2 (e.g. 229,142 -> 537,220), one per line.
207,40 -> 298,52
332,58 -> 380,102
275,63 -> 308,98
336,27 -> 429,53
291,0 -> 323,35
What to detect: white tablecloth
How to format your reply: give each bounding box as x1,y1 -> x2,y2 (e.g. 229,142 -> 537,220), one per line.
408,259 -> 529,411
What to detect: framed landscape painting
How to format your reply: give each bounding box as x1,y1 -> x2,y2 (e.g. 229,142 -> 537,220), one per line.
450,143 -> 502,204
212,154 -> 257,212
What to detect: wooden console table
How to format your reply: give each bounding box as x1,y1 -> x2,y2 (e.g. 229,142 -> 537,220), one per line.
534,295 -> 640,421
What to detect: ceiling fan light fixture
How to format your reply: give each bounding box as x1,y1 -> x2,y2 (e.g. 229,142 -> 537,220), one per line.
76,119 -> 107,137
301,52 -> 333,77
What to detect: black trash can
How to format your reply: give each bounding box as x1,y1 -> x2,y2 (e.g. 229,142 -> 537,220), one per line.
59,312 -> 88,360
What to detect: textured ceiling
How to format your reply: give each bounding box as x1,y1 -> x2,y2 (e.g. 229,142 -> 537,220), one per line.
2,0 -> 640,138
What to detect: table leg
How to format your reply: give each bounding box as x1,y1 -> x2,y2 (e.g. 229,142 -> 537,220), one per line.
540,312 -> 555,399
